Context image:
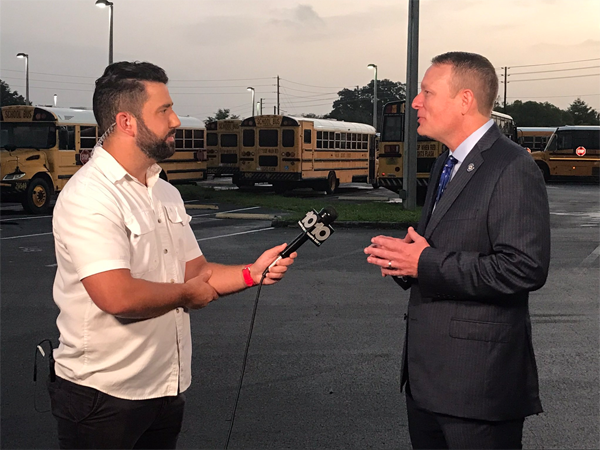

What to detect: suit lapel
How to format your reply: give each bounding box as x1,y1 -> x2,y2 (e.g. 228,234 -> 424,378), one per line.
424,125 -> 502,238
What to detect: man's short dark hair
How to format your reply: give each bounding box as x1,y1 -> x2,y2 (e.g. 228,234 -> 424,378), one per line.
431,52 -> 498,116
93,61 -> 168,134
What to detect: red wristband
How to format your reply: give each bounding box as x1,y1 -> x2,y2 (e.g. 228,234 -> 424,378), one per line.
242,264 -> 256,287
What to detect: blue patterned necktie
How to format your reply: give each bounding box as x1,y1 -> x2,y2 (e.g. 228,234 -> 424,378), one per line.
435,154 -> 458,205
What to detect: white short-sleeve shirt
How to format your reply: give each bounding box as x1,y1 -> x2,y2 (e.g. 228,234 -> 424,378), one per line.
52,147 -> 202,400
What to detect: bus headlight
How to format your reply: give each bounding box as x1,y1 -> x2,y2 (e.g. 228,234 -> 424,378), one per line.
3,172 -> 26,181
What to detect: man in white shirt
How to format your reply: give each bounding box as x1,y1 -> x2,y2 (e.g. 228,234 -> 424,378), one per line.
49,61 -> 296,449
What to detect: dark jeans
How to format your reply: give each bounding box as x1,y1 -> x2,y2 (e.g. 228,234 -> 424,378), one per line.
48,376 -> 185,449
406,390 -> 524,449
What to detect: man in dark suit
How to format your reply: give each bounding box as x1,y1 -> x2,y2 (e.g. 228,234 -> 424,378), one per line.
364,52 -> 550,449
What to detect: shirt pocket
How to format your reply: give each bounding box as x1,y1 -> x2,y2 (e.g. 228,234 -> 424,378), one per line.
164,204 -> 192,261
124,209 -> 159,276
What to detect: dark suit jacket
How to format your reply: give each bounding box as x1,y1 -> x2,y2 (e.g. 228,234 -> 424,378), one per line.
399,124 -> 550,421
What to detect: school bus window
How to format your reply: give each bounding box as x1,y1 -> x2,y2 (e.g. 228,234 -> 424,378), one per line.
58,126 -> 76,150
282,129 -> 294,148
304,129 -> 311,144
362,134 -> 369,149
207,132 -> 218,146
243,129 -> 255,147
193,129 -> 204,148
570,130 -> 599,150
80,126 -> 97,149
183,129 -> 193,148
221,133 -> 238,147
259,129 -> 278,147
175,129 -> 184,149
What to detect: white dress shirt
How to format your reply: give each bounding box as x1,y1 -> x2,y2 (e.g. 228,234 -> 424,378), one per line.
52,147 -> 202,400
449,119 -> 494,180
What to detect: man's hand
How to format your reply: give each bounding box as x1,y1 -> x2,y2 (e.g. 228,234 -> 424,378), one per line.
183,270 -> 219,309
250,243 -> 297,285
364,227 -> 430,278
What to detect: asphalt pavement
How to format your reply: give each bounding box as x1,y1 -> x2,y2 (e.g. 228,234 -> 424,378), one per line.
1,180 -> 598,449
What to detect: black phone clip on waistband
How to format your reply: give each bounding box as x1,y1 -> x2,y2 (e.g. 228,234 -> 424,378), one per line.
33,339 -> 56,384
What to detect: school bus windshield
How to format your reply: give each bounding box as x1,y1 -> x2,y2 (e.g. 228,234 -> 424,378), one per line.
0,122 -> 56,150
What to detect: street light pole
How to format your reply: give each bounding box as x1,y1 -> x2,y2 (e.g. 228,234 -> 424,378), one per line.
95,0 -> 114,65
368,64 -> 378,130
16,53 -> 29,104
247,87 -> 255,117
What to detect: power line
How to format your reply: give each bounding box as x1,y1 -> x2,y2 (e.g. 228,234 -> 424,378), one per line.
511,65 -> 600,76
497,58 -> 600,69
280,77 -> 346,89
279,84 -> 339,95
507,93 -> 599,99
509,73 -> 600,83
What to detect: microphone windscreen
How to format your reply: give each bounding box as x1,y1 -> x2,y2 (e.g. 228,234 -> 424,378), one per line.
320,206 -> 338,225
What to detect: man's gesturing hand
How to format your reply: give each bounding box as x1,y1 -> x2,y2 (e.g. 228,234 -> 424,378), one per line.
364,227 -> 430,278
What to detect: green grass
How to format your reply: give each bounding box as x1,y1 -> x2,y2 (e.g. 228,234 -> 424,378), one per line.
176,185 -> 421,224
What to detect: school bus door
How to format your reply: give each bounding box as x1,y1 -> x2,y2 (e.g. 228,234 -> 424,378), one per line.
301,121 -> 315,172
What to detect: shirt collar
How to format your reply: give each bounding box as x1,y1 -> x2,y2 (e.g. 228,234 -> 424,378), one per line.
92,146 -> 163,187
450,119 -> 494,163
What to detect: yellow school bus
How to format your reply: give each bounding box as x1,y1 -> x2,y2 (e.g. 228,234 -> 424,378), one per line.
234,115 -> 377,194
530,125 -> 599,181
0,105 -> 206,213
517,127 -> 555,153
205,119 -> 242,177
377,101 -> 517,204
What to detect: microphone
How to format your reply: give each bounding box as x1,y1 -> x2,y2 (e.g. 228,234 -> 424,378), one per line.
265,206 -> 337,273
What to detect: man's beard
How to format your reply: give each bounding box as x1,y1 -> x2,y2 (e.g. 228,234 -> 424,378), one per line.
136,117 -> 176,162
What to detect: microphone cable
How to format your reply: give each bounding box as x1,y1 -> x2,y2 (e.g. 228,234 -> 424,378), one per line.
224,268 -> 268,449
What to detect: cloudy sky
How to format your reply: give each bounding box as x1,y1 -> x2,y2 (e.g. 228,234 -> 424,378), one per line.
1,0 -> 599,122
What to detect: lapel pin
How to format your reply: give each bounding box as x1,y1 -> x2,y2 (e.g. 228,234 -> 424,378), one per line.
467,163 -> 475,172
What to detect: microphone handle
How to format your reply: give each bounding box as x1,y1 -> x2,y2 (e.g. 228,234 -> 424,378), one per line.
280,232 -> 309,258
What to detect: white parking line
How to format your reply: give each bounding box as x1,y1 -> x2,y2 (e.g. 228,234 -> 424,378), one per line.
0,214 -> 52,222
197,227 -> 274,242
1,232 -> 53,241
190,206 -> 260,218
580,245 -> 600,267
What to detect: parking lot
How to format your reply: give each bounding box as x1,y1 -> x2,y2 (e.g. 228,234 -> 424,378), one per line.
1,181 -> 599,449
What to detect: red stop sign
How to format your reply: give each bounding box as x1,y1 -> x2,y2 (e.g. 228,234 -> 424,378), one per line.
576,146 -> 586,156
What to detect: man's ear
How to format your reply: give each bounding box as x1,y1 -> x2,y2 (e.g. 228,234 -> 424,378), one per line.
115,112 -> 136,137
459,89 -> 475,115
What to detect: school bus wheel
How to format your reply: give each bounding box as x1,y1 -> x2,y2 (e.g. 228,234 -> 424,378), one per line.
22,177 -> 53,214
536,162 -> 550,182
324,171 -> 339,195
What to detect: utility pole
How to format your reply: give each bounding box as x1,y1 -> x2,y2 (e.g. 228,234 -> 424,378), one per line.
277,75 -> 280,115
501,66 -> 510,110
402,0 -> 419,210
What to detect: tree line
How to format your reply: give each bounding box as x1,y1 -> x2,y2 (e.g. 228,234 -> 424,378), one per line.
3,78 -> 598,128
